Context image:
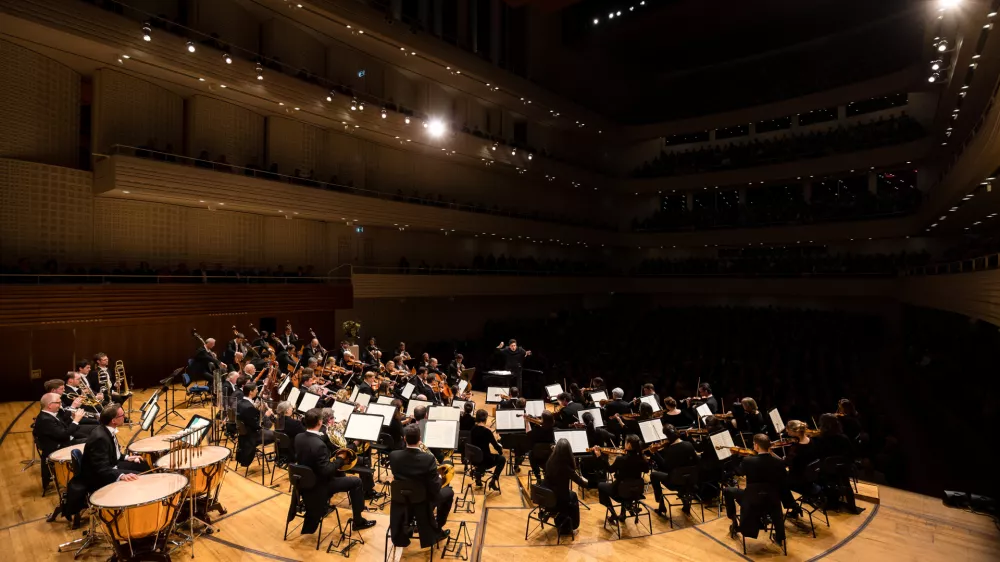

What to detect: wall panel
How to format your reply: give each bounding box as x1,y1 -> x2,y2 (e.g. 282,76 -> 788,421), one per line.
92,69 -> 184,153
187,95 -> 265,167
266,116 -> 322,176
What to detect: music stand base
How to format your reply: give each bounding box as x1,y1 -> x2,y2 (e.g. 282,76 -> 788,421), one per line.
327,517 -> 365,557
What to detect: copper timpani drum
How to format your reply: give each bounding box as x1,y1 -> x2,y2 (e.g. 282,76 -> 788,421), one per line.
128,434 -> 175,468
90,473 -> 188,560
155,445 -> 230,516
48,443 -> 85,495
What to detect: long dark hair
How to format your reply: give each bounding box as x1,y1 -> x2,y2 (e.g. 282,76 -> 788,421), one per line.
545,439 -> 575,474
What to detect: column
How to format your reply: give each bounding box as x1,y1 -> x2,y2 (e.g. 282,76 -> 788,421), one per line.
748,122 -> 756,138
686,192 -> 694,211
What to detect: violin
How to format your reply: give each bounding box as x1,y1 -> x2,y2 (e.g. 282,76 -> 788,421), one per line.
592,446 -> 627,456
804,429 -> 820,437
728,446 -> 757,457
644,441 -> 669,454
770,438 -> 798,449
679,427 -> 710,436
524,414 -> 543,426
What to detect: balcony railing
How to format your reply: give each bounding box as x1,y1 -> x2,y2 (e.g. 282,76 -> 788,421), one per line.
0,273 -> 350,285
107,146 -> 616,230
907,253 -> 1000,276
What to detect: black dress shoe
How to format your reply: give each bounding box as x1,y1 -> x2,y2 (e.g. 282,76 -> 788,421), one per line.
654,505 -> 668,518
681,503 -> 691,514
729,522 -> 739,539
488,480 -> 501,492
355,518 -> 377,530
435,529 -> 451,543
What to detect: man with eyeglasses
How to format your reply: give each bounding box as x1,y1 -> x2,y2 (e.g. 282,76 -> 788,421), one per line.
79,403 -> 150,491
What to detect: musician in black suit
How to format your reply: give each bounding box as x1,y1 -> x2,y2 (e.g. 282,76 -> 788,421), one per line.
495,339 -> 531,391
356,371 -> 377,397
595,434 -> 649,521
237,383 -> 275,445
411,368 -> 435,401
387,425 -> 453,547
293,409 -> 376,533
34,393 -> 90,489
632,383 -> 661,414
724,434 -> 787,544
648,424 -> 700,516
497,387 -> 520,410
74,360 -> 102,403
300,338 -> 323,367
79,404 -> 149,491
446,354 -> 465,387
683,382 -> 719,415
602,388 -> 633,434
277,325 -> 298,350
189,338 -> 225,389
554,392 -> 583,429
223,333 -> 247,366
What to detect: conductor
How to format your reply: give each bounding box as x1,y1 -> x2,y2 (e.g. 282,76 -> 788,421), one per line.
495,339 -> 531,392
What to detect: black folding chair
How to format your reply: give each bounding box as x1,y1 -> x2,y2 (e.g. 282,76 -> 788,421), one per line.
271,431 -> 292,487
603,478 -> 651,539
662,465 -> 706,527
285,464 -> 342,550
525,484 -> 561,543
385,478 -> 436,561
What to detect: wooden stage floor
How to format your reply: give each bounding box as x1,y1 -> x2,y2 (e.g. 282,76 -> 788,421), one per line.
1,389 -> 997,561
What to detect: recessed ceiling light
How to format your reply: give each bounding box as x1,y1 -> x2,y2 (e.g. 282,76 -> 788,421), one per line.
121,190 -> 130,194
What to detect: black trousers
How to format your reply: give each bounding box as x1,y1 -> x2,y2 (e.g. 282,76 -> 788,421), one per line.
477,453 -> 505,481
724,486 -> 786,542
553,490 -> 580,534
597,481 -> 619,513
329,475 -> 366,521
649,470 -> 689,505
437,486 -> 455,528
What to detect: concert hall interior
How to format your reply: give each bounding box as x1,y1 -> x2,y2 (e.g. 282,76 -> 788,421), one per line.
1,0 -> 999,560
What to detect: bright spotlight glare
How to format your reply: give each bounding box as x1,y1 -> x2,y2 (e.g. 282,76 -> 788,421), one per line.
427,119 -> 446,138
186,41 -> 196,53
939,0 -> 960,9
593,18 -> 599,25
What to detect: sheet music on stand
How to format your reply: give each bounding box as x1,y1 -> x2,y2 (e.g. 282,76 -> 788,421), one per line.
365,403 -> 397,427
524,400 -> 545,417
141,403 -> 160,431
287,387 -> 302,409
423,419 -> 459,449
545,384 -> 564,400
695,403 -> 712,419
344,412 -> 383,442
589,390 -> 608,403
554,429 -> 590,454
350,386 -> 360,403
376,395 -> 394,405
486,387 -> 509,404
355,393 -> 372,409
400,382 -> 416,400
297,392 -> 321,413
577,407 -> 605,428
768,408 -> 785,434
457,380 -> 469,395
452,399 -> 474,412
405,399 -> 432,418
332,400 -> 355,423
278,376 -> 292,396
638,419 -> 667,444
711,430 -> 736,461
428,406 -> 461,422
639,395 -> 662,412
183,415 -> 212,446
495,409 -> 526,432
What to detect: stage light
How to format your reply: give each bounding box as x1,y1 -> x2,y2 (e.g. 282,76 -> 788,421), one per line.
256,62 -> 263,80
326,91 -> 335,102
223,53 -> 232,64
936,39 -> 948,52
350,98 -> 357,111
404,117 -> 411,124
928,72 -> 941,83
358,102 -> 365,111
427,118 -> 446,137
186,41 -> 196,53
938,0 -> 960,9
142,23 -> 151,41
931,60 -> 942,70
381,108 -> 387,119
593,18 -> 599,25
528,154 -> 533,160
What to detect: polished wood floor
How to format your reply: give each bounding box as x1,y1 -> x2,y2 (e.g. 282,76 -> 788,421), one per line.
1,389 -> 997,561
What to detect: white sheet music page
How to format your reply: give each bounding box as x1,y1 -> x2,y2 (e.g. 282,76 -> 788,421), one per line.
458,380 -> 469,395
287,387 -> 302,408
350,386 -> 360,402
423,420 -> 459,449
577,407 -> 604,428
589,390 -> 608,403
366,403 -> 397,426
639,419 -> 666,444
639,395 -> 662,412
344,413 -> 383,441
487,387 -> 509,403
428,406 -> 461,421
554,429 -> 590,454
495,409 -> 525,431
297,392 -> 320,413
695,403 -> 712,419
711,430 -> 736,460
278,376 -> 291,395
524,400 -> 545,417
400,382 -> 415,399
545,384 -> 564,398
769,408 -> 785,434
355,393 -> 372,409
453,400 -> 474,412
405,399 -> 432,418
376,395 -> 394,405
332,400 -> 355,423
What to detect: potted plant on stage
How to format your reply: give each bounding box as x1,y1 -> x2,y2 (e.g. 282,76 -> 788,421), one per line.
342,320 -> 361,346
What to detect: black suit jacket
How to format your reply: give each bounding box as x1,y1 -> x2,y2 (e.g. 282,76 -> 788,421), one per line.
62,386 -> 83,408
653,440 -> 699,473
556,402 -> 584,428
356,381 -> 376,397
189,348 -> 222,376
294,431 -> 348,486
80,425 -> 125,490
237,398 -> 263,433
388,447 -> 445,547
735,453 -> 788,538
33,412 -> 80,457
280,417 -> 306,446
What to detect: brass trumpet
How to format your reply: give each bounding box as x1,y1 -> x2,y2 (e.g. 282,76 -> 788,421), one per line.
65,392 -> 102,407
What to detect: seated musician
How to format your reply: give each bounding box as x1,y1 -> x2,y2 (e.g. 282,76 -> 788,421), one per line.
569,383 -> 586,406
189,338 -> 225,390
648,423 -> 700,517
554,392 -> 583,429
578,411 -> 614,483
683,382 -> 718,414
593,434 -> 649,522
634,383 -> 661,413
411,367 -> 436,402
542,439 -> 589,536
528,411 -> 556,480
46,379 -> 97,426
732,397 -> 767,434
584,378 -> 606,406
35,393 -> 90,490
79,403 -> 149,491
275,342 -> 292,375
812,413 -> 864,514
237,383 -> 275,445
498,387 -> 520,410
693,415 -> 727,498
293,409 -> 376,533
470,409 -> 505,491
427,357 -> 443,379
780,420 -> 819,518
446,354 -> 465,386
275,400 -> 305,443
450,383 -> 472,404
388,425 -> 454,547
356,371 -> 377,397
603,388 -> 632,435
661,397 -> 692,428
63,371 -> 103,410
458,401 -> 476,432
724,434 -> 787,545
836,398 -> 864,443
385,399 -> 405,446
222,371 -> 241,410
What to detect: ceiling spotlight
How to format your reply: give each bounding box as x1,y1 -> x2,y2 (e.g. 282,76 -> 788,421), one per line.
186,41 -> 196,53
936,39 -> 948,52
326,90 -> 335,102
381,108 -> 387,119
223,53 -> 232,64
527,154 -> 533,160
255,62 -> 263,80
142,22 -> 151,41
931,59 -> 942,70
609,12 -> 614,19
928,72 -> 941,83
593,18 -> 599,24
358,102 -> 364,111
350,98 -> 358,111
404,116 -> 411,124
427,118 -> 446,137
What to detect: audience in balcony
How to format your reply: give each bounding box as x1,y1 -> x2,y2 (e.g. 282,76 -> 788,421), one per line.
636,249 -> 931,276
632,115 -> 925,178
0,260 -> 323,284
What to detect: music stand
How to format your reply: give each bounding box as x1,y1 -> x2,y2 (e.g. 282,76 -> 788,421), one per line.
157,368 -> 187,433
343,412 -> 383,443
638,419 -> 667,446
422,420 -> 459,450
